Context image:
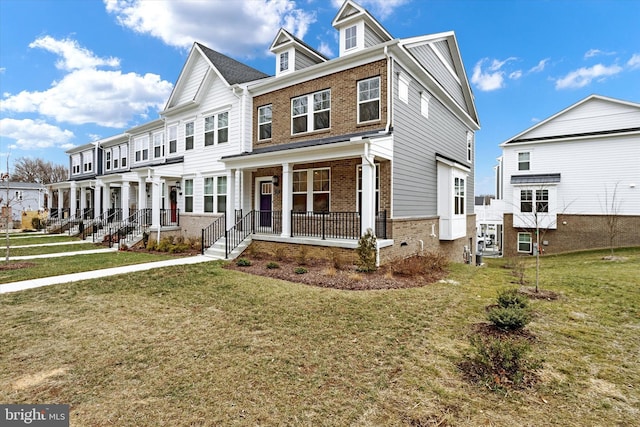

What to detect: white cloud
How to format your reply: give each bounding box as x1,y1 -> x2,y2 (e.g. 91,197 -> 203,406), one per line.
529,58 -> 549,73
584,49 -> 616,59
29,36 -> 119,71
317,41 -> 334,58
104,0 -> 316,57
0,118 -> 75,150
471,57 -> 517,91
1,37 -> 173,128
331,0 -> 409,19
555,63 -> 623,89
509,70 -> 522,80
628,53 -> 640,70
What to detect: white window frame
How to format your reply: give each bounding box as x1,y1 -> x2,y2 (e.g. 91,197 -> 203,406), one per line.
202,176 -> 227,214
291,89 -> 330,135
204,112 -> 229,146
120,145 -> 127,168
345,25 -> 357,50
280,51 -> 289,72
258,105 -> 272,141
518,232 -> 532,253
185,121 -> 194,150
292,167 -> 330,212
72,155 -> 80,175
82,152 -> 92,173
358,77 -> 381,123
168,124 -> 178,154
421,92 -> 431,118
112,147 -> 119,170
153,131 -> 164,159
398,74 -> 409,104
467,131 -> 473,163
518,151 -> 530,171
134,136 -> 149,163
454,177 -> 465,215
184,179 -> 194,213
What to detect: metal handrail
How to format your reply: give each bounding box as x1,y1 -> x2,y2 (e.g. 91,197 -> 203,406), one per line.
201,214 -> 226,255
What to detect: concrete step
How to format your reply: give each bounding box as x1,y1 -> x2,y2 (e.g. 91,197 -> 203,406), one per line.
203,236 -> 251,260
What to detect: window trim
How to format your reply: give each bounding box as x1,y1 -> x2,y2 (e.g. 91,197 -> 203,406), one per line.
258,104 -> 272,141
357,76 -> 381,124
467,132 -> 473,163
153,131 -> 164,159
454,176 -> 465,215
280,51 -> 289,72
398,74 -> 409,104
184,179 -> 194,213
292,167 -> 330,213
291,89 -> 331,135
203,176 -> 227,214
518,151 -> 530,171
345,25 -> 357,50
168,124 -> 178,154
134,136 -> 149,163
518,232 -> 532,253
185,121 -> 194,150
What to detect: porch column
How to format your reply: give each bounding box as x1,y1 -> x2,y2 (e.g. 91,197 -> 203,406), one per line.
102,183 -> 110,216
57,188 -> 64,216
227,169 -> 236,229
46,189 -> 52,211
121,181 -> 130,220
281,162 -> 292,238
69,182 -> 77,218
360,154 -> 376,236
80,185 -> 87,216
146,176 -> 161,229
138,177 -> 146,211
94,180 -> 102,215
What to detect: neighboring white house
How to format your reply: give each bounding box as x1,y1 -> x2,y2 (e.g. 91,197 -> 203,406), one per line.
1,181 -> 46,226
497,94 -> 640,256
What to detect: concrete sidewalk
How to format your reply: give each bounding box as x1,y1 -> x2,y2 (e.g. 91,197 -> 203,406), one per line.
0,255 -> 218,294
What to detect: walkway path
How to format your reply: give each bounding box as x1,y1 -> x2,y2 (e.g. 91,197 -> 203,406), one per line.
1,254 -> 217,294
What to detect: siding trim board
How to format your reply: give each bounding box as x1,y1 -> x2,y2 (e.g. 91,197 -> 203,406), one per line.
508,127 -> 640,144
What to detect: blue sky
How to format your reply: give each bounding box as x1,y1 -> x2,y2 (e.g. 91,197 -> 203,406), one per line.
1,0 -> 639,195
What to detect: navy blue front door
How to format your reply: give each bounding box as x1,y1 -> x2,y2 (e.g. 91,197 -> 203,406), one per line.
259,182 -> 272,227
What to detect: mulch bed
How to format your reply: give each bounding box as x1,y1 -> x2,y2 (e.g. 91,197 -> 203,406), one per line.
223,257 -> 447,291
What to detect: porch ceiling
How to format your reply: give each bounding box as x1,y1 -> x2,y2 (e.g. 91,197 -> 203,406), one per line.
222,130 -> 393,169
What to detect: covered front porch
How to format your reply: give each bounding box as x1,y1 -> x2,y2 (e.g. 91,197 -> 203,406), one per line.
218,130 -> 394,255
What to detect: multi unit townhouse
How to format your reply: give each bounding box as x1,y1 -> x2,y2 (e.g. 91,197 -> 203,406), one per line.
495,94 -> 640,257
49,0 -> 480,264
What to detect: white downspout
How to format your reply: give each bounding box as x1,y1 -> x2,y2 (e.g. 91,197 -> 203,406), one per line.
384,46 -> 392,134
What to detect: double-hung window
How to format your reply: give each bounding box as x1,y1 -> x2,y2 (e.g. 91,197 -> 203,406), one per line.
168,124 -> 177,154
105,151 -> 111,171
518,232 -> 532,253
184,179 -> 193,213
153,132 -> 164,159
536,189 -> 549,213
292,168 -> 330,212
345,25 -> 357,50
258,105 -> 272,140
120,145 -> 127,168
291,90 -> 330,134
185,121 -> 194,150
280,52 -> 289,72
520,190 -> 533,212
518,152 -> 530,171
454,177 -> 465,215
72,155 -> 80,175
113,147 -> 119,169
204,176 -> 227,213
134,136 -> 149,162
358,77 -> 380,123
520,189 -> 548,213
204,112 -> 229,146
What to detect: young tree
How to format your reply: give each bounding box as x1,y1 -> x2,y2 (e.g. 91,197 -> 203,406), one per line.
600,182 -> 623,257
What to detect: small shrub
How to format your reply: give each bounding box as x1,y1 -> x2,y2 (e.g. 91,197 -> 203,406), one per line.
496,288 -> 529,309
236,258 -> 252,267
505,256 -> 527,285
266,261 -> 280,269
294,267 -> 308,274
487,306 -> 531,331
462,333 -> 541,392
329,247 -> 348,270
390,252 -> 449,278
146,240 -> 157,251
356,229 -> 377,272
296,246 -> 309,266
273,246 -> 286,261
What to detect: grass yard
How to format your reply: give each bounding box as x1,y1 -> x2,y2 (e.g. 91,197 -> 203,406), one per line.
1,233 -> 82,246
0,252 -> 176,284
4,242 -> 104,257
1,248 -> 638,426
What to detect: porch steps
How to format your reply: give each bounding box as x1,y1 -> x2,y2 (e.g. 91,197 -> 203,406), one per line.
203,237 -> 251,260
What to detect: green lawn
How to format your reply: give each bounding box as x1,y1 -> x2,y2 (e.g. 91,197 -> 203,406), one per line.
4,242 -> 104,257
1,248 -> 638,426
1,233 -> 81,246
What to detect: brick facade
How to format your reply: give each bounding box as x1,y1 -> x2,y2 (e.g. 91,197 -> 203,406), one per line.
503,213 -> 640,257
253,60 -> 388,148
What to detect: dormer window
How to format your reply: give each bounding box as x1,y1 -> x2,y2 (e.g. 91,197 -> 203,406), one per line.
345,25 -> 357,50
280,52 -> 289,72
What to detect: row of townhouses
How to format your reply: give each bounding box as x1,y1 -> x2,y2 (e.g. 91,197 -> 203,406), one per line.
47,0 -> 480,263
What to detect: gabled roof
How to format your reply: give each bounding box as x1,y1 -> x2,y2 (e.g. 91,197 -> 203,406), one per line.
163,42 -> 269,113
332,0 -> 392,42
195,42 -> 270,85
269,28 -> 329,62
501,94 -> 640,146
